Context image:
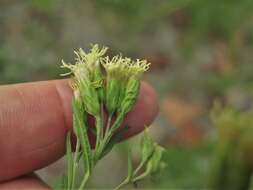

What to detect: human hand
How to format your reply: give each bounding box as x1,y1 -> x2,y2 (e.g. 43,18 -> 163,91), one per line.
0,80 -> 158,189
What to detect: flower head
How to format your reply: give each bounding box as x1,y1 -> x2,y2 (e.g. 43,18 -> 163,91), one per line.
75,44 -> 107,71
127,59 -> 150,79
61,44 -> 107,116
102,55 -> 127,81
102,56 -> 150,81
102,55 -> 150,115
61,44 -> 107,84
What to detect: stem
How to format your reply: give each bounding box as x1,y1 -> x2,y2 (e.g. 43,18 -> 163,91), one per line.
133,161 -> 145,176
95,115 -> 102,150
113,178 -> 130,190
104,114 -> 113,139
134,148 -> 156,176
71,140 -> 80,189
132,170 -> 150,183
95,112 -> 125,160
114,167 -> 150,190
78,171 -> 90,190
100,104 -> 104,140
105,112 -> 125,145
94,105 -> 105,162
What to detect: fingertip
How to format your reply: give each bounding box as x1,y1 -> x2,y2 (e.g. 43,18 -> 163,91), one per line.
54,79 -> 73,130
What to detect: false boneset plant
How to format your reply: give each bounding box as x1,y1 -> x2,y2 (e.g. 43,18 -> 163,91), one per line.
59,44 -> 165,190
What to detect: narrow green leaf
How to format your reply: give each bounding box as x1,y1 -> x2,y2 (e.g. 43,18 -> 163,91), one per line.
146,145 -> 166,175
134,129 -> 162,177
73,99 -> 92,173
141,129 -> 155,160
66,131 -> 74,189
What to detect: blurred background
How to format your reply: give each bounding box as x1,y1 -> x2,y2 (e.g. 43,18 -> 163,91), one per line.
1,0 -> 253,189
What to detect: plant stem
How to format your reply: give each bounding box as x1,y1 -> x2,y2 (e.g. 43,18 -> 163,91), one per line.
95,115 -> 102,150
78,171 -> 90,190
71,139 -> 80,189
113,178 -> 130,190
133,161 -> 145,176
134,148 -> 156,176
114,168 -> 151,190
105,112 -> 125,145
132,170 -> 150,183
104,114 -> 113,139
95,112 -> 125,160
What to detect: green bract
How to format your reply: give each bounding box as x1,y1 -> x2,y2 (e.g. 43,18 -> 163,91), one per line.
59,44 -> 164,190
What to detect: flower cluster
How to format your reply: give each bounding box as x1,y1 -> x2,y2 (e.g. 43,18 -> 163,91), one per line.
62,44 -> 150,117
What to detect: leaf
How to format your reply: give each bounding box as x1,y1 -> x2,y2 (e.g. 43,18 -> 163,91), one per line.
66,131 -> 74,189
73,98 -> 92,173
141,129 -> 156,163
146,145 -> 166,175
120,79 -> 140,114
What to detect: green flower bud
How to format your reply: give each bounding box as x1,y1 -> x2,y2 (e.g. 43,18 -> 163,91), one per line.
147,144 -> 166,174
61,44 -> 108,116
77,79 -> 100,116
120,78 -> 140,114
102,56 -> 150,115
141,129 -> 156,161
102,56 -> 127,115
106,78 -> 121,115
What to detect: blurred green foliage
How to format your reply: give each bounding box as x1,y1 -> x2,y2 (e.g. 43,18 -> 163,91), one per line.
150,144 -> 213,188
184,0 -> 253,43
209,105 -> 253,189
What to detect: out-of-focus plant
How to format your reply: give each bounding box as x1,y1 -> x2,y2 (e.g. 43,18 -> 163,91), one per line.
95,0 -> 190,33
209,103 -> 253,190
57,44 -> 165,189
94,0 -> 253,46
184,0 -> 253,44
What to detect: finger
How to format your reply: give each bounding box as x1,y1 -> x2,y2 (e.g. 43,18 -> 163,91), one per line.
0,79 -> 158,182
0,174 -> 49,190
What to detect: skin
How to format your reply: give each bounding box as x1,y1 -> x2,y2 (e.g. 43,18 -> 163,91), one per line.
0,79 -> 158,189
